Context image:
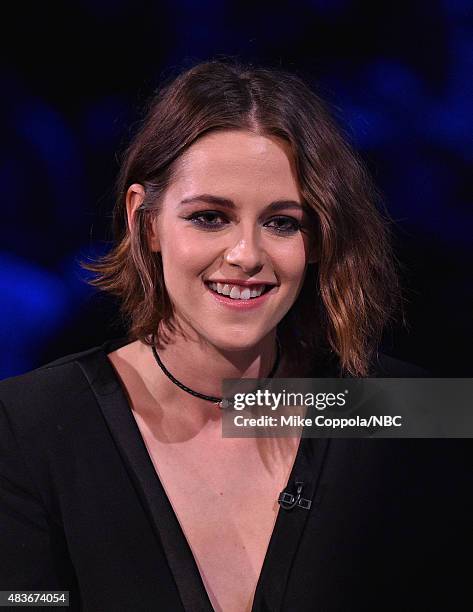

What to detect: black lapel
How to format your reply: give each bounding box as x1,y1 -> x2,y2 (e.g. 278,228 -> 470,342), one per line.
76,341 -> 214,612
251,436 -> 330,611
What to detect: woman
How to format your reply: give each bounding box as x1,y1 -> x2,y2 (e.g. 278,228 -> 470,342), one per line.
0,61 -> 465,611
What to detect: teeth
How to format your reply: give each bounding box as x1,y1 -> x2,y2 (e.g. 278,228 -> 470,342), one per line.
229,286 -> 241,299
207,282 -> 268,300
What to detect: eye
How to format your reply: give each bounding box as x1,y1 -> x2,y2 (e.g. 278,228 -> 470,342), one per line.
183,211 -> 302,234
264,216 -> 302,234
184,211 -> 229,230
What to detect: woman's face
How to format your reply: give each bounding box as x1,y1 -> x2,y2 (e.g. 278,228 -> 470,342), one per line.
145,130 -> 315,352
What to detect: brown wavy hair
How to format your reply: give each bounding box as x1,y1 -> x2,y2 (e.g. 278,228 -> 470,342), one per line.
83,60 -> 402,376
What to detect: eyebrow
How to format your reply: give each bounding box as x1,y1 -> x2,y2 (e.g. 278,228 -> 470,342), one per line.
179,194 -> 306,213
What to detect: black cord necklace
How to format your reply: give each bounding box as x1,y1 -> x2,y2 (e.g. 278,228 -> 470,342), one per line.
151,335 -> 281,408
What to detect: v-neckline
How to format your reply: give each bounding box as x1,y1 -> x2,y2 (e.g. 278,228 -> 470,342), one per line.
77,338 -> 331,611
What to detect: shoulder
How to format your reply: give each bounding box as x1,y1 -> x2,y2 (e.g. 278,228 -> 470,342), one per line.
0,346 -> 100,407
313,350 -> 429,377
0,338 -> 129,431
370,352 -> 429,377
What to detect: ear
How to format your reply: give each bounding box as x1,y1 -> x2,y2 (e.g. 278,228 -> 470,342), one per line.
126,183 -> 161,252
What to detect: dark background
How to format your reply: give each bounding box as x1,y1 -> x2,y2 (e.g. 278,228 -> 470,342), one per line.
1,0 -> 471,379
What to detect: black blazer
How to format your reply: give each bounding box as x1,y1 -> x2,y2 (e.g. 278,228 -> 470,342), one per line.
0,339 -> 470,611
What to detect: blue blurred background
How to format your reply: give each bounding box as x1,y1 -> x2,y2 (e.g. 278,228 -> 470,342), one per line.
1,0 -> 471,378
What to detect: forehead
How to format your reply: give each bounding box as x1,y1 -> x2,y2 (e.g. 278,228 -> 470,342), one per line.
168,130 -> 301,203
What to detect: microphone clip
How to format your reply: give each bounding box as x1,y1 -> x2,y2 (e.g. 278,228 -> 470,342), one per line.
278,480 -> 312,511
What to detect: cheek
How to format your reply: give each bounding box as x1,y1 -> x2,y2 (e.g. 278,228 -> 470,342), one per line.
160,231 -> 212,286
272,243 -> 308,283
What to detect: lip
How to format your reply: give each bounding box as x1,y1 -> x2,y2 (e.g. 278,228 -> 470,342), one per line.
204,282 -> 277,310
205,279 -> 276,288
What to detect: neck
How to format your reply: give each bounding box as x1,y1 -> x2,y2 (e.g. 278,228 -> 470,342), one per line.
139,324 -> 279,429
153,325 -> 279,402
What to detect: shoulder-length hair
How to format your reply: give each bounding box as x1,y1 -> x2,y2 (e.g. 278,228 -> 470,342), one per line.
84,60 -> 402,376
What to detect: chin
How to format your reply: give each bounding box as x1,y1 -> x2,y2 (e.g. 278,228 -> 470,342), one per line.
206,330 -> 273,354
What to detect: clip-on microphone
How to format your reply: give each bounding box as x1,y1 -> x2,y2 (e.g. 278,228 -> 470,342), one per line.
278,479 -> 312,510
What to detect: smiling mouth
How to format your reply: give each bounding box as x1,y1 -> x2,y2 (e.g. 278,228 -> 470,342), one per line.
205,281 -> 274,300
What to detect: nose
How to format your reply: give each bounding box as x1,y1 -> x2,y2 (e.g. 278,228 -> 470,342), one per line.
224,226 -> 265,276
